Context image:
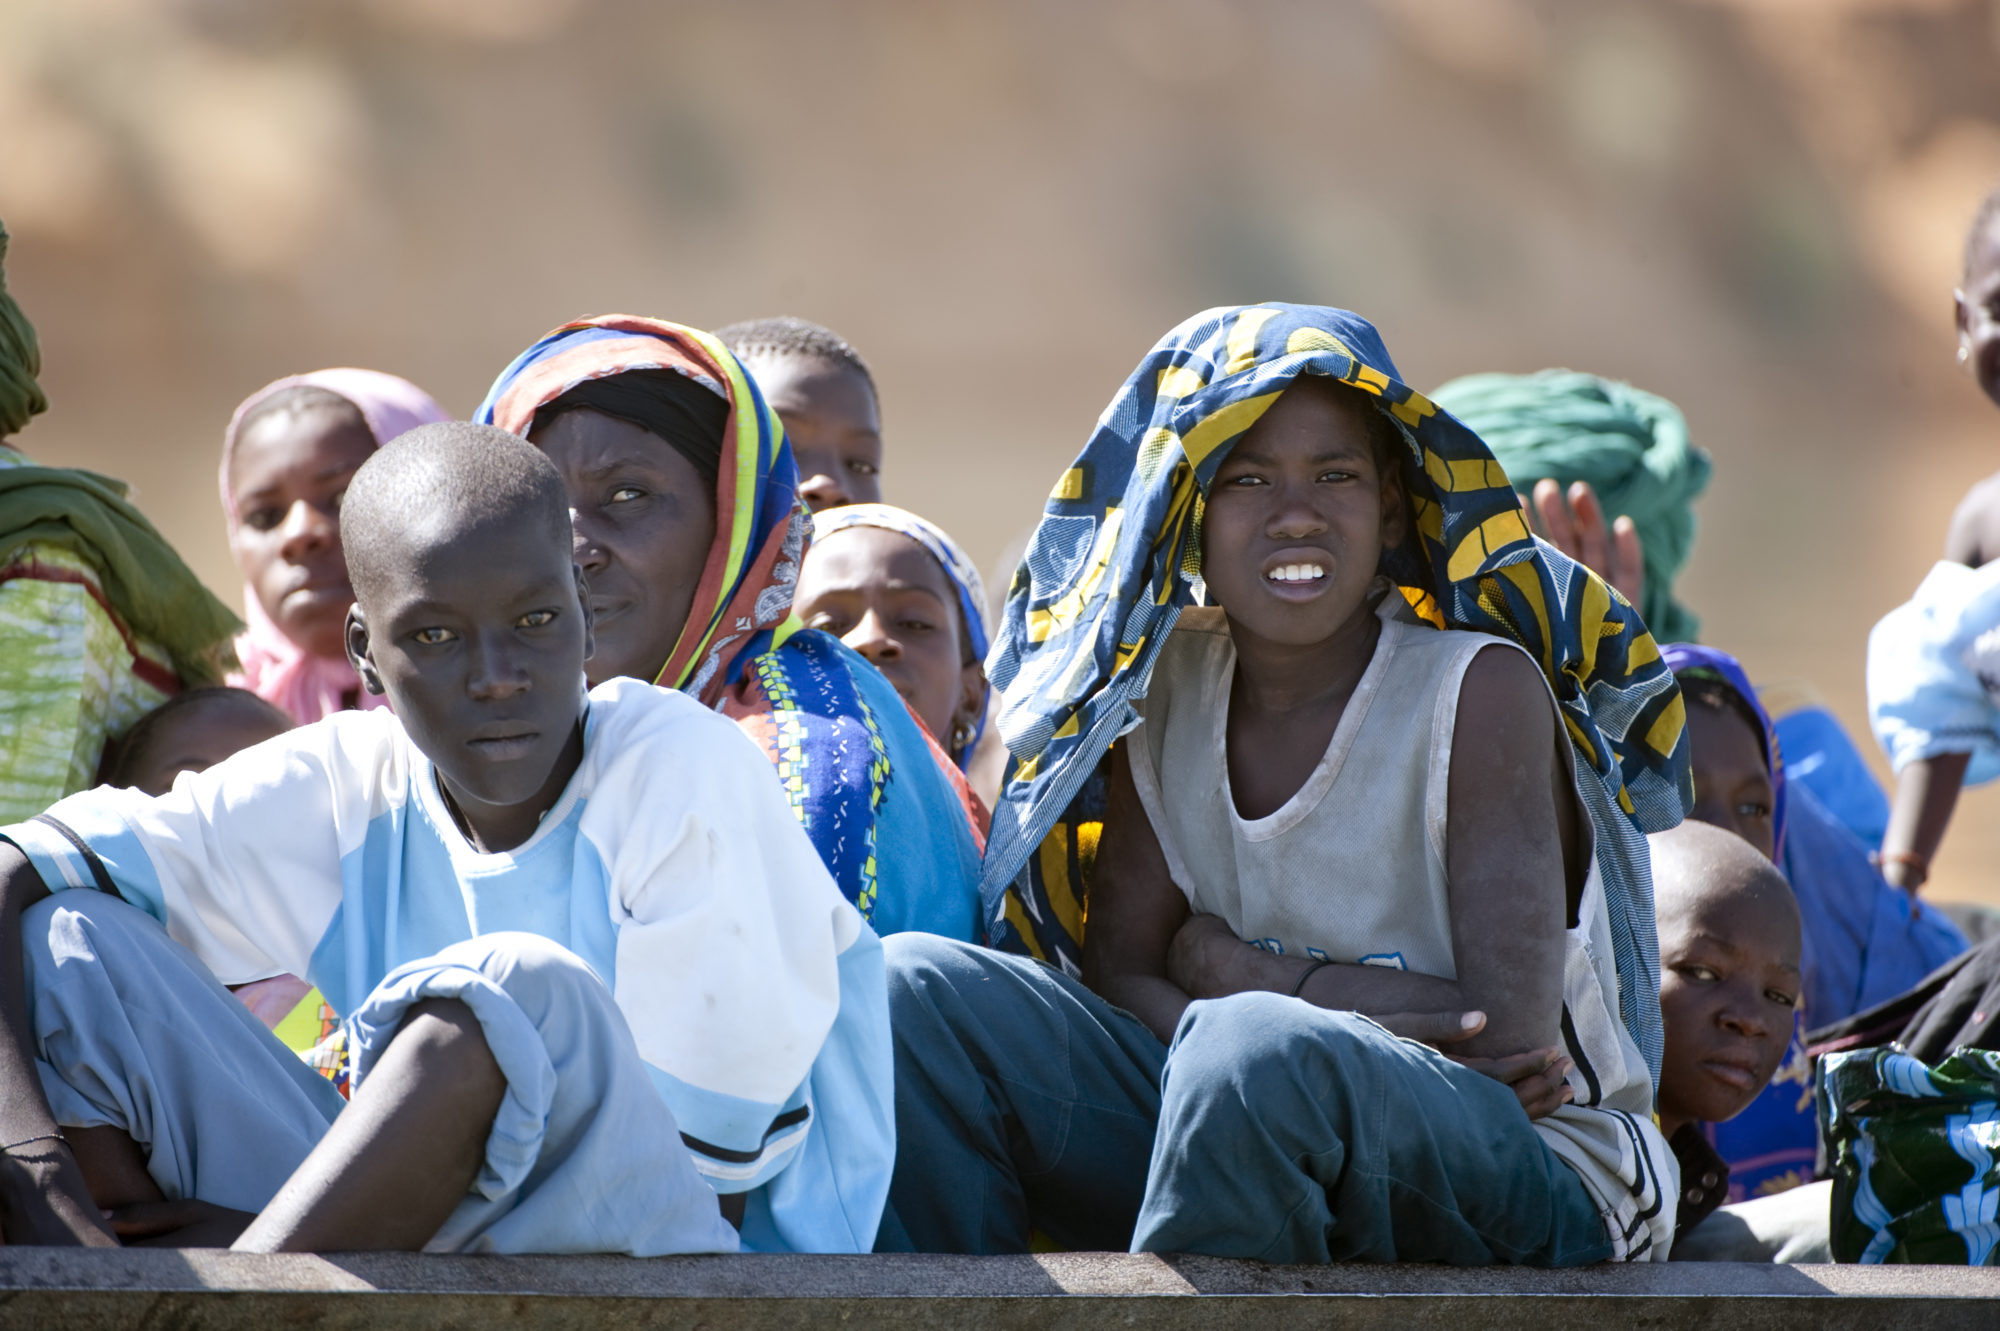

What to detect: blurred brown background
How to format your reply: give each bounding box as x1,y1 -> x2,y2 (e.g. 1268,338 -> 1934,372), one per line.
4,0 -> 2000,899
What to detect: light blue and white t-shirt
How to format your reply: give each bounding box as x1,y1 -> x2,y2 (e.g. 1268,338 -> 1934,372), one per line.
1,677 -> 892,1255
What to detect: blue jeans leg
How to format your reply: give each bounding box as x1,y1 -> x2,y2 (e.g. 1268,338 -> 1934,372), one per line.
1133,994 -> 1615,1266
876,934 -> 1167,1253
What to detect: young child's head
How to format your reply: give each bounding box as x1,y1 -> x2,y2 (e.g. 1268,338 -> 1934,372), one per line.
221,371 -> 450,662
793,504 -> 989,764
1958,185 -> 2000,409
106,687 -> 294,795
1199,375 -> 1408,649
1674,665 -> 1779,861
340,422 -> 590,843
1648,820 -> 1802,1138
717,317 -> 882,512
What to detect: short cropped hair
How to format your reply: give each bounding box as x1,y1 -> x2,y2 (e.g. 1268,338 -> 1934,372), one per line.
341,421 -> 570,606
100,687 -> 291,787
715,316 -> 876,398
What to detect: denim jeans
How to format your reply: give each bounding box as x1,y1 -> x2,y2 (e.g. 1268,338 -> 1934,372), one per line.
878,933 -> 1613,1265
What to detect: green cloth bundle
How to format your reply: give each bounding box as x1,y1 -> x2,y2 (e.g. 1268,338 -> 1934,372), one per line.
0,461 -> 241,684
0,221 -> 48,438
1821,1045 -> 2000,1264
1431,369 -> 1712,644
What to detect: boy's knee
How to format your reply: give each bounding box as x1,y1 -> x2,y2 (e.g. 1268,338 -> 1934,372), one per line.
433,932 -> 600,1009
21,890 -> 160,977
882,932 -> 997,1016
1169,996 -> 1390,1107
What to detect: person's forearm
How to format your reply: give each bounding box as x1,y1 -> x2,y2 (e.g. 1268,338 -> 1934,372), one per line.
1173,919 -> 1464,1014
1882,752 -> 1970,891
1093,973 -> 1195,1047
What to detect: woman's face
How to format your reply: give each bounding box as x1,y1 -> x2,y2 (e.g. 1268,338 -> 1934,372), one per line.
530,408 -> 718,687
1684,696 -> 1777,860
1199,377 -> 1404,652
228,402 -> 377,660
793,525 -> 984,748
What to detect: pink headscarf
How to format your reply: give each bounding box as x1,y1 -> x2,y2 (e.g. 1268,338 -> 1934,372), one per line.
219,368 -> 452,724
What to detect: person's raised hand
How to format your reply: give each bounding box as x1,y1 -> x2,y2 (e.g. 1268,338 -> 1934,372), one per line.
1525,479 -> 1644,610
0,1140 -> 120,1247
1445,1044 -> 1575,1120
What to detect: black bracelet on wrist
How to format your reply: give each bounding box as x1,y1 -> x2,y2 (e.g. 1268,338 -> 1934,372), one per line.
1289,958 -> 1333,998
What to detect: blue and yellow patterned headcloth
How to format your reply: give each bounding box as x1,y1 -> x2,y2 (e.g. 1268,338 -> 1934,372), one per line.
982,303 -> 1691,1078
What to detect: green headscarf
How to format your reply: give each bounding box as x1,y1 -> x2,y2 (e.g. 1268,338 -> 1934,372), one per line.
1431,369 -> 1712,643
0,218 -> 238,682
0,221 -> 48,438
0,462 -> 242,685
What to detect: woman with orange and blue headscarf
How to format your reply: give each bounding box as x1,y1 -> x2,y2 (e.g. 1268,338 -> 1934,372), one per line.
477,316 -> 982,942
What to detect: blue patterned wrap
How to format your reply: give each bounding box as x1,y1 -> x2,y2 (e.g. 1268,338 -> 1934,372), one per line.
980,303 -> 1692,1080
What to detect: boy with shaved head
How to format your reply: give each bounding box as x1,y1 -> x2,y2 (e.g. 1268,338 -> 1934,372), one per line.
1646,821 -> 1804,1240
0,423 -> 889,1255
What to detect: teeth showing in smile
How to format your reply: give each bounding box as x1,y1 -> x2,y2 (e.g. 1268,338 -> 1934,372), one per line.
1268,564 -> 1326,583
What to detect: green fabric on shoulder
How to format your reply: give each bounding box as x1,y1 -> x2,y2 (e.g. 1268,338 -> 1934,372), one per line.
1432,368 -> 1712,644
0,457 -> 241,684
0,220 -> 47,438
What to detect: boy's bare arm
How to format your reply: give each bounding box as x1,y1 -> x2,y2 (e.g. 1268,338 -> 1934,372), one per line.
1080,744 -> 1196,1045
0,842 -> 118,1245
1168,646 -> 1571,1054
1881,752 -> 1968,891
1441,646 -> 1574,1061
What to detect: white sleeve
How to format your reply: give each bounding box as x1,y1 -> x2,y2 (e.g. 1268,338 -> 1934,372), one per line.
585,689 -> 861,1170
2,713 -> 400,984
1869,560 -> 2000,785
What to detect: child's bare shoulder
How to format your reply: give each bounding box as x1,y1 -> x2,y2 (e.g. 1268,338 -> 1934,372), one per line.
1454,640 -> 1553,720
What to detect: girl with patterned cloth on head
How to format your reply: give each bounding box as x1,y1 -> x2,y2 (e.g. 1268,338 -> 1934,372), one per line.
477,317 -> 982,942
220,369 -> 452,725
794,503 -> 997,812
884,304 -> 1689,1264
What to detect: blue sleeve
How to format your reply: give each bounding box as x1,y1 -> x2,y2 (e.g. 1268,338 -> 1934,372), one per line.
1783,782 -> 1968,1026
737,924 -> 894,1253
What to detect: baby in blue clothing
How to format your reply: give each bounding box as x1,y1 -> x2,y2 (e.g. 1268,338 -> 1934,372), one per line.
0,423 -> 890,1255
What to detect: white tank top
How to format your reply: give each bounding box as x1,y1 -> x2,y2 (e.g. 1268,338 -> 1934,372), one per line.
1126,592 -> 1679,1260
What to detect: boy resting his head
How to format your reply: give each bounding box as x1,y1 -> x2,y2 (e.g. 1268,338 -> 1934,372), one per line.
0,423 -> 889,1255
1647,820 -> 1803,1238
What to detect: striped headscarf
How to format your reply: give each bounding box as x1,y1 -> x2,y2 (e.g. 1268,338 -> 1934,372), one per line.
476,316 -> 808,706
812,503 -> 990,767
985,304 -> 1692,1077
